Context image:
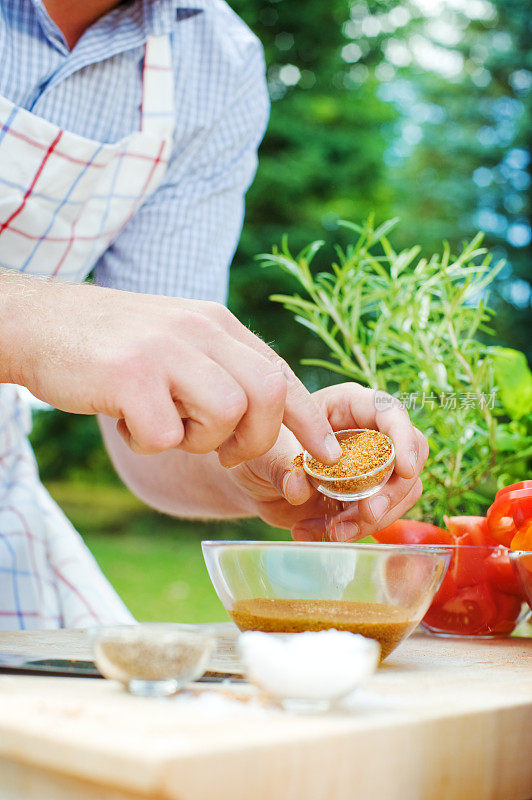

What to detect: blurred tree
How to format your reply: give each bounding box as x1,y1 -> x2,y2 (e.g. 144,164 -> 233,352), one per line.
31,410 -> 118,484
229,0 -> 398,369
368,0 -> 532,357
472,0 -> 532,357
228,0 -> 531,369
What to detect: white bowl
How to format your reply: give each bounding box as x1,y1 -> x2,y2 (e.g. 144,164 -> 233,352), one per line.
239,629 -> 380,713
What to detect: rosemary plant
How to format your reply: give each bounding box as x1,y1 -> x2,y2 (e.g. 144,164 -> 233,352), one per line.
258,217 -> 532,521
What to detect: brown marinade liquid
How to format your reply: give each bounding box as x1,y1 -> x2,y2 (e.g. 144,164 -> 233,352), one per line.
230,598 -> 416,660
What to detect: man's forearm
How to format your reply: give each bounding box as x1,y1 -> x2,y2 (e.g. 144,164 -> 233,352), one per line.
0,269 -> 41,386
98,414 -> 256,518
1,267 -> 250,518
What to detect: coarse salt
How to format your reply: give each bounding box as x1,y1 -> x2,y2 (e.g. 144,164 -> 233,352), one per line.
239,629 -> 379,711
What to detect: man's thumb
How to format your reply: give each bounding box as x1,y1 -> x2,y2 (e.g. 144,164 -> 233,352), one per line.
281,467 -> 314,505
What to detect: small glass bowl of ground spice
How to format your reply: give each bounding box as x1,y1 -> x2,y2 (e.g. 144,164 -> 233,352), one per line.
298,428 -> 395,502
92,624 -> 215,697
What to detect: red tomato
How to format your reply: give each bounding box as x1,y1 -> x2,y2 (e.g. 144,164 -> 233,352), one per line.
495,481 -> 532,500
449,533 -> 490,587
510,552 -> 532,611
485,548 -> 524,596
511,520 -> 532,551
422,582 -> 499,636
487,489 -> 532,549
490,592 -> 523,635
517,552 -> 532,575
431,570 -> 457,606
444,515 -> 494,546
373,520 -> 453,546
377,509 -> 527,636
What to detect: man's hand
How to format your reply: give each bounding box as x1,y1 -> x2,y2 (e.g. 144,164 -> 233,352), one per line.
230,383 -> 429,542
0,273 -> 342,467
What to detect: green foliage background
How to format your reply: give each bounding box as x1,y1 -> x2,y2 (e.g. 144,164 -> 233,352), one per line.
29,0 -> 532,620
229,0 -> 531,363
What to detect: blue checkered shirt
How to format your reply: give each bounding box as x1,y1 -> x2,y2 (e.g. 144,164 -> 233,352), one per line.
0,0 -> 269,302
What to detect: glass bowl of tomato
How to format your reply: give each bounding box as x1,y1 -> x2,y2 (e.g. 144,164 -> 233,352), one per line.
420,543 -> 528,638
509,551 -> 532,612
373,517 -> 530,638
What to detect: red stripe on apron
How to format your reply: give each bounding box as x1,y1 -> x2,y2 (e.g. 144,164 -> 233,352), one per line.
0,130 -> 63,236
51,565 -> 100,622
52,140 -> 166,277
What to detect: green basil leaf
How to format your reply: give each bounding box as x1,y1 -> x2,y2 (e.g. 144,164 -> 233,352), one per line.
490,347 -> 532,420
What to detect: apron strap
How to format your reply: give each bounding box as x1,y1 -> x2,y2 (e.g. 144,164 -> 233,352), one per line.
140,34 -> 175,138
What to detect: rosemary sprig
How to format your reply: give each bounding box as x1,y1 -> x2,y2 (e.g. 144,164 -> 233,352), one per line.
258,217 -> 532,521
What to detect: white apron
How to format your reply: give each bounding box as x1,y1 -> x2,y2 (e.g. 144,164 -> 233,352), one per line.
0,35 -> 175,628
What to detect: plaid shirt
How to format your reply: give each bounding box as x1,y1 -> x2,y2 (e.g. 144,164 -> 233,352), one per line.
0,0 -> 269,301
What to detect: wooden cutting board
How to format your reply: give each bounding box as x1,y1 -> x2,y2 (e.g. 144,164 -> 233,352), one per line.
0,623 -> 242,675
0,630 -> 531,800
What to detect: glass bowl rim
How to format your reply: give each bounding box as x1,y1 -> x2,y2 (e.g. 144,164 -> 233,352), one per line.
201,540 -> 452,558
90,622 -> 217,639
384,542 -> 517,552
301,428 -> 395,482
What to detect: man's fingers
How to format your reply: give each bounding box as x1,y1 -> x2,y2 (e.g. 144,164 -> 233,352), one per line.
355,473 -> 419,526
212,339 -> 288,468
333,474 -> 422,527
292,517 -> 361,543
210,309 -> 342,465
338,479 -> 424,540
283,468 -> 314,506
312,383 -> 376,430
170,351 -> 249,454
363,478 -> 423,537
242,426 -> 314,506
313,383 -> 428,479
292,479 -> 423,542
413,426 -> 430,474
375,414 -> 427,480
281,375 -> 343,467
118,388 -> 185,455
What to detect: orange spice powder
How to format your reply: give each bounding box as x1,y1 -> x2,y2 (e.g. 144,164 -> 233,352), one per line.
293,429 -> 394,496
297,429 -> 392,477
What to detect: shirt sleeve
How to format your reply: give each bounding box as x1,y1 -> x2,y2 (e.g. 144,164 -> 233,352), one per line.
93,38 -> 269,304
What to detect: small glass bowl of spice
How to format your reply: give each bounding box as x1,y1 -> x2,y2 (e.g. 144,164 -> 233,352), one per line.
92,623 -> 215,697
298,428 -> 395,502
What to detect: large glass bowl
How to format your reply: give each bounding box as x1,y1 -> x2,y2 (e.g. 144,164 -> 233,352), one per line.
509,550 -> 532,611
420,544 -> 530,638
202,541 -> 450,660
